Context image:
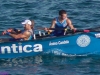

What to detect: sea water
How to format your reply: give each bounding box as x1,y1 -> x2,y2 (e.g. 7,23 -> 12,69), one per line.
0,0 -> 100,75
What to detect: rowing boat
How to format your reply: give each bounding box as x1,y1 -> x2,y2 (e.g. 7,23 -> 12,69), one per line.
0,27 -> 100,58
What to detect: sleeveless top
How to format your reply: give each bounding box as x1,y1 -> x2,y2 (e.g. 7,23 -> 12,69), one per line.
20,29 -> 34,40
52,17 -> 68,36
55,17 -> 67,28
27,29 -> 34,40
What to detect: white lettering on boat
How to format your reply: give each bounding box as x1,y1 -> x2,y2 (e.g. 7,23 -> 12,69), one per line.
49,40 -> 69,46
95,33 -> 100,38
0,44 -> 43,54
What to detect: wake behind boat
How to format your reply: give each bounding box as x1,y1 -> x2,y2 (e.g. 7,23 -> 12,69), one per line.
0,27 -> 100,58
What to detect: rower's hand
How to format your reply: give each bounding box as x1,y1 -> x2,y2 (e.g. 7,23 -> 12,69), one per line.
7,28 -> 13,33
72,28 -> 77,33
2,30 -> 11,35
2,30 -> 6,35
44,27 -> 51,34
2,28 -> 16,35
44,27 -> 49,32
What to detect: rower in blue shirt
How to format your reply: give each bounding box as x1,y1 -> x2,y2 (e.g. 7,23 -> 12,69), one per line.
44,10 -> 75,36
2,19 -> 34,41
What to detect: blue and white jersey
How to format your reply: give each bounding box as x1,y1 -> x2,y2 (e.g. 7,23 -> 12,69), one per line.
55,17 -> 67,28
51,17 -> 68,36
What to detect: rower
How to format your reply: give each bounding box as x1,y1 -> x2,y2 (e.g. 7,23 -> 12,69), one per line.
2,19 -> 34,41
44,10 -> 76,36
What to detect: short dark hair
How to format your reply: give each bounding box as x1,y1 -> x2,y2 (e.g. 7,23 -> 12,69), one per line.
59,10 -> 66,15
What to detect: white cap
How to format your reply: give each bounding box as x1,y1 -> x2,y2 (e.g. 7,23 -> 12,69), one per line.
21,20 -> 32,25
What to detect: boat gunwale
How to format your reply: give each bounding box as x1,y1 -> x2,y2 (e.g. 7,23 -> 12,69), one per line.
0,32 -> 85,44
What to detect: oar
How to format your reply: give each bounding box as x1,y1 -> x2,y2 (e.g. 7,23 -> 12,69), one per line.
37,26 -> 100,32
76,29 -> 100,33
36,27 -> 66,30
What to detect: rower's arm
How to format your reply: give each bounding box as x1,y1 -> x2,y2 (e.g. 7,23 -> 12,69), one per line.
49,19 -> 56,32
9,31 -> 30,39
67,19 -> 75,30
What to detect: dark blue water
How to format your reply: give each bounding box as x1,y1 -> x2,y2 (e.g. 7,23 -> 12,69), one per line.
0,0 -> 100,75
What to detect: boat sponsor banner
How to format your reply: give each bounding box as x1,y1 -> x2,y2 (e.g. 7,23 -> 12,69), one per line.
49,40 -> 69,46
0,43 -> 43,54
76,35 -> 91,47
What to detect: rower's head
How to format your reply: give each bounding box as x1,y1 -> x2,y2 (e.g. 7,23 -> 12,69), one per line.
21,19 -> 32,30
59,10 -> 67,20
